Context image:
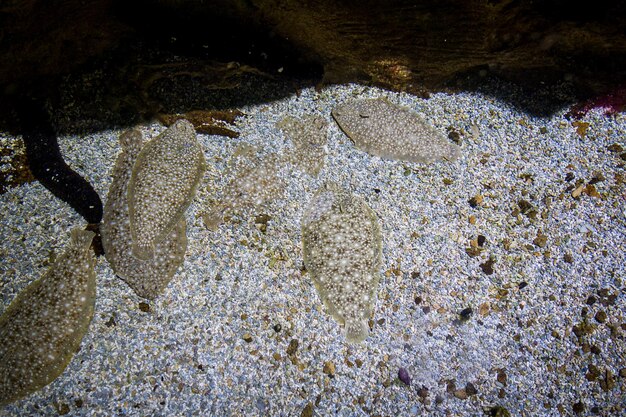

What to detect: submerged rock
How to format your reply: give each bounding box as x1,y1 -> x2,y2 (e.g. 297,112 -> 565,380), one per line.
332,98 -> 461,163
128,120 -> 205,259
277,115 -> 328,177
203,151 -> 284,230
101,129 -> 188,300
0,229 -> 96,406
301,183 -> 382,343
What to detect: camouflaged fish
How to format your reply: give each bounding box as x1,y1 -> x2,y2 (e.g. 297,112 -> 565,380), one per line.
277,115 -> 328,177
128,120 -> 205,259
301,183 -> 382,343
332,98 -> 461,163
203,151 -> 284,230
101,129 -> 188,300
0,229 -> 96,406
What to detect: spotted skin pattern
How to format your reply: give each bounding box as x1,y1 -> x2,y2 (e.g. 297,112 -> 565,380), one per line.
332,98 -> 461,163
0,229 -> 96,406
101,129 -> 187,300
128,120 -> 205,259
302,183 -> 382,343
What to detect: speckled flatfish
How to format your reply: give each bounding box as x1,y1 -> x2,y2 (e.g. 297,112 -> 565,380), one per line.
102,129 -> 188,300
0,229 -> 96,406
203,152 -> 284,230
332,98 -> 461,163
277,115 -> 328,177
301,183 -> 382,343
128,120 -> 205,259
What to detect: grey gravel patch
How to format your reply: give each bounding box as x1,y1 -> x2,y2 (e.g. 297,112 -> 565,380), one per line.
1,82 -> 625,416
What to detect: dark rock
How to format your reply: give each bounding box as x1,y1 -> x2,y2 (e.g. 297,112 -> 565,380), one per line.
465,382 -> 477,396
459,307 -> 473,321
595,310 -> 607,323
480,259 -> 496,275
573,401 -> 585,414
398,367 -> 411,386
487,406 -> 511,417
138,302 -> 150,312
468,195 -> 483,208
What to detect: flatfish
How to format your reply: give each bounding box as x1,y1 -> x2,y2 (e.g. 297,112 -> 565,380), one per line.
128,120 -> 205,259
0,229 -> 96,405
301,183 -> 382,343
332,98 -> 461,163
102,129 -> 187,299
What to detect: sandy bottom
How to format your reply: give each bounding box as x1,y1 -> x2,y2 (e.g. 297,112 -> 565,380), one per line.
1,83 -> 625,416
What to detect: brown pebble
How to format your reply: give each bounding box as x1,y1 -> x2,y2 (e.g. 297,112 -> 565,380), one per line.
497,369 -> 507,385
446,380 -> 456,393
619,368 -> 626,378
600,369 -> 615,392
563,253 -> 573,263
607,143 -> 624,153
242,333 -> 253,343
301,402 -> 314,417
417,386 -> 429,398
589,171 -> 605,184
55,402 -> 70,415
468,194 -> 483,208
480,258 -> 496,275
323,361 -> 335,377
595,310 -> 607,323
533,231 -> 548,248
453,389 -> 468,400
138,302 -> 150,312
468,215 -> 477,224
479,302 -> 490,317
586,364 -> 600,381
572,184 -> 584,198
355,359 -> 363,368
273,352 -> 281,361
287,339 -> 299,355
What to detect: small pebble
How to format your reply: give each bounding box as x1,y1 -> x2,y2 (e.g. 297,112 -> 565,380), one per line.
323,361 -> 336,377
398,367 -> 411,386
459,307 -> 473,321
453,389 -> 468,400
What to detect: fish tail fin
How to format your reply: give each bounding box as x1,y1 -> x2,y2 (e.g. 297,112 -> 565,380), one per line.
70,228 -> 95,249
344,319 -> 369,343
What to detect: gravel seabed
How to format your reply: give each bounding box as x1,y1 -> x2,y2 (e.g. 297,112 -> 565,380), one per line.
1,82 -> 625,416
